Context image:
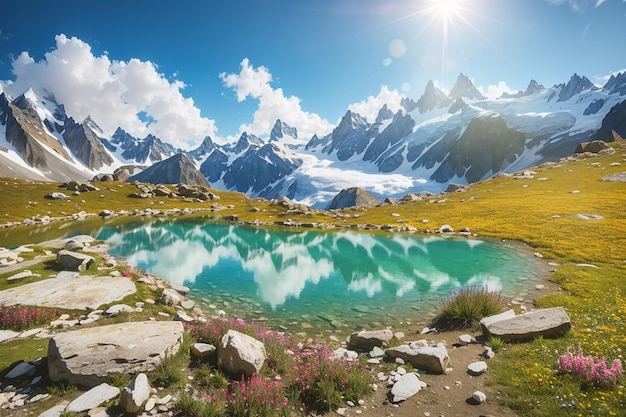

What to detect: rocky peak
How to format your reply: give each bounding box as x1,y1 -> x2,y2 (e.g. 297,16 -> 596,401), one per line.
603,71 -> 626,96
374,104 -> 394,123
83,115 -> 104,136
449,73 -> 485,101
229,132 -> 263,154
334,110 -> 368,137
270,119 -> 298,142
557,73 -> 596,102
401,97 -> 418,113
62,117 -> 114,170
187,136 -> 217,161
0,92 -> 9,124
129,152 -> 209,186
523,79 -> 545,96
416,80 -> 452,113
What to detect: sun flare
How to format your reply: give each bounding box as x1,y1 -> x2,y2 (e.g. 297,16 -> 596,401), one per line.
426,0 -> 466,23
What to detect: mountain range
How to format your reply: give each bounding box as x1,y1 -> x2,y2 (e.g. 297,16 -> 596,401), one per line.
1,72 -> 625,208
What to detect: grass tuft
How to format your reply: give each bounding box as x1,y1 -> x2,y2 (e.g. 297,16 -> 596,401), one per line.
433,286 -> 507,330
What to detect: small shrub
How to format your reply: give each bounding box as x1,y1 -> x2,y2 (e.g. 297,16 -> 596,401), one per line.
47,380 -> 78,396
195,365 -> 229,390
149,335 -> 191,387
488,336 -> 505,353
433,286 -> 507,330
174,389 -> 224,417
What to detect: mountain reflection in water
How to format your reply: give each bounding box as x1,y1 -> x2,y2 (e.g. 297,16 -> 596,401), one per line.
100,219 -> 542,328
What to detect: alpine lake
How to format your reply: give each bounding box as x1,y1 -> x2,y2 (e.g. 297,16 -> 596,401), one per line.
5,215 -> 548,333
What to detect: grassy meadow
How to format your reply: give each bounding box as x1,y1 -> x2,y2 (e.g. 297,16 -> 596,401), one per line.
0,142 -> 625,416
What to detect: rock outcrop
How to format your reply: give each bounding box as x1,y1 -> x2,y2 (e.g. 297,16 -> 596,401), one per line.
480,307 -> 572,342
0,275 -> 136,310
217,330 -> 266,378
48,321 -> 184,387
328,187 -> 378,210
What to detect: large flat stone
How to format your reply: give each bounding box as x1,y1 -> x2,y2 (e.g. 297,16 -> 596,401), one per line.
0,275 -> 136,310
385,343 -> 449,374
480,307 -> 571,342
48,321 -> 184,388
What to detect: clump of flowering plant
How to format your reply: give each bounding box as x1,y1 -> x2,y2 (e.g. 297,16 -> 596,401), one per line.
557,347 -> 623,388
0,304 -> 57,331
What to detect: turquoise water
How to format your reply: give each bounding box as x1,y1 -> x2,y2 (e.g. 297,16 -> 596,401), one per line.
99,219 -> 545,332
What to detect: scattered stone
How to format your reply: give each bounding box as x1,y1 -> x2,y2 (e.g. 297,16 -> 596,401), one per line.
158,288 -> 182,306
480,307 -> 572,342
190,343 -> 216,361
173,312 -> 194,322
575,140 -> 609,154
48,321 -> 184,387
600,172 -> 626,182
7,270 -> 33,281
438,224 -> 454,233
332,348 -> 359,361
386,343 -> 449,374
458,334 -> 474,346
467,361 -> 488,376
181,299 -> 195,309
217,330 -> 266,378
104,304 -> 134,316
64,235 -> 95,251
145,397 -> 156,411
170,283 -> 190,295
575,213 -> 604,221
482,347 -> 496,359
118,373 -> 151,414
45,192 -> 70,200
0,330 -> 20,343
369,346 -> 386,358
347,329 -> 393,352
56,250 -> 95,272
470,390 -> 487,405
66,383 -> 121,413
390,373 -> 427,403
535,284 -> 545,290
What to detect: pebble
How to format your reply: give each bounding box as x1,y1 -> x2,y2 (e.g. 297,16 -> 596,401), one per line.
471,390 -> 487,404
468,361 -> 488,376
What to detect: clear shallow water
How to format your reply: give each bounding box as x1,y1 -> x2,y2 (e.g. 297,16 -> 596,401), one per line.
99,219 -> 545,332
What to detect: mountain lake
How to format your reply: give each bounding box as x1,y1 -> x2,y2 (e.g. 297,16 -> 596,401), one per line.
88,218 -> 548,332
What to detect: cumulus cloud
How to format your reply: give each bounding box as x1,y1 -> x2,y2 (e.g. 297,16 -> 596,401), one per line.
479,81 -> 515,99
347,85 -> 405,123
220,58 -> 333,141
1,34 -> 216,149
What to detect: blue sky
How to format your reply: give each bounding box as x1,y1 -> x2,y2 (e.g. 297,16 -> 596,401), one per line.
0,0 -> 625,148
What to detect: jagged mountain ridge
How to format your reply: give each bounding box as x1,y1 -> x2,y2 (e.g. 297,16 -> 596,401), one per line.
1,72 -> 625,207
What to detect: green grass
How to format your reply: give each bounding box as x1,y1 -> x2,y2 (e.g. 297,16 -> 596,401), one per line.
432,286 -> 507,330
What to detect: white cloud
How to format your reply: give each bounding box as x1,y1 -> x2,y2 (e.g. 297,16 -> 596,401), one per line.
220,58 -> 333,141
347,85 -> 405,123
544,0 -> 605,12
2,34 -> 217,150
479,81 -> 515,99
595,67 -> 626,85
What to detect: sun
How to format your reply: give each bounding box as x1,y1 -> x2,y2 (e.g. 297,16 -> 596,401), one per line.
425,0 -> 466,24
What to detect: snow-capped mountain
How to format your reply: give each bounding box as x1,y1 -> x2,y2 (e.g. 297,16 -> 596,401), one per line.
0,71 -> 625,208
